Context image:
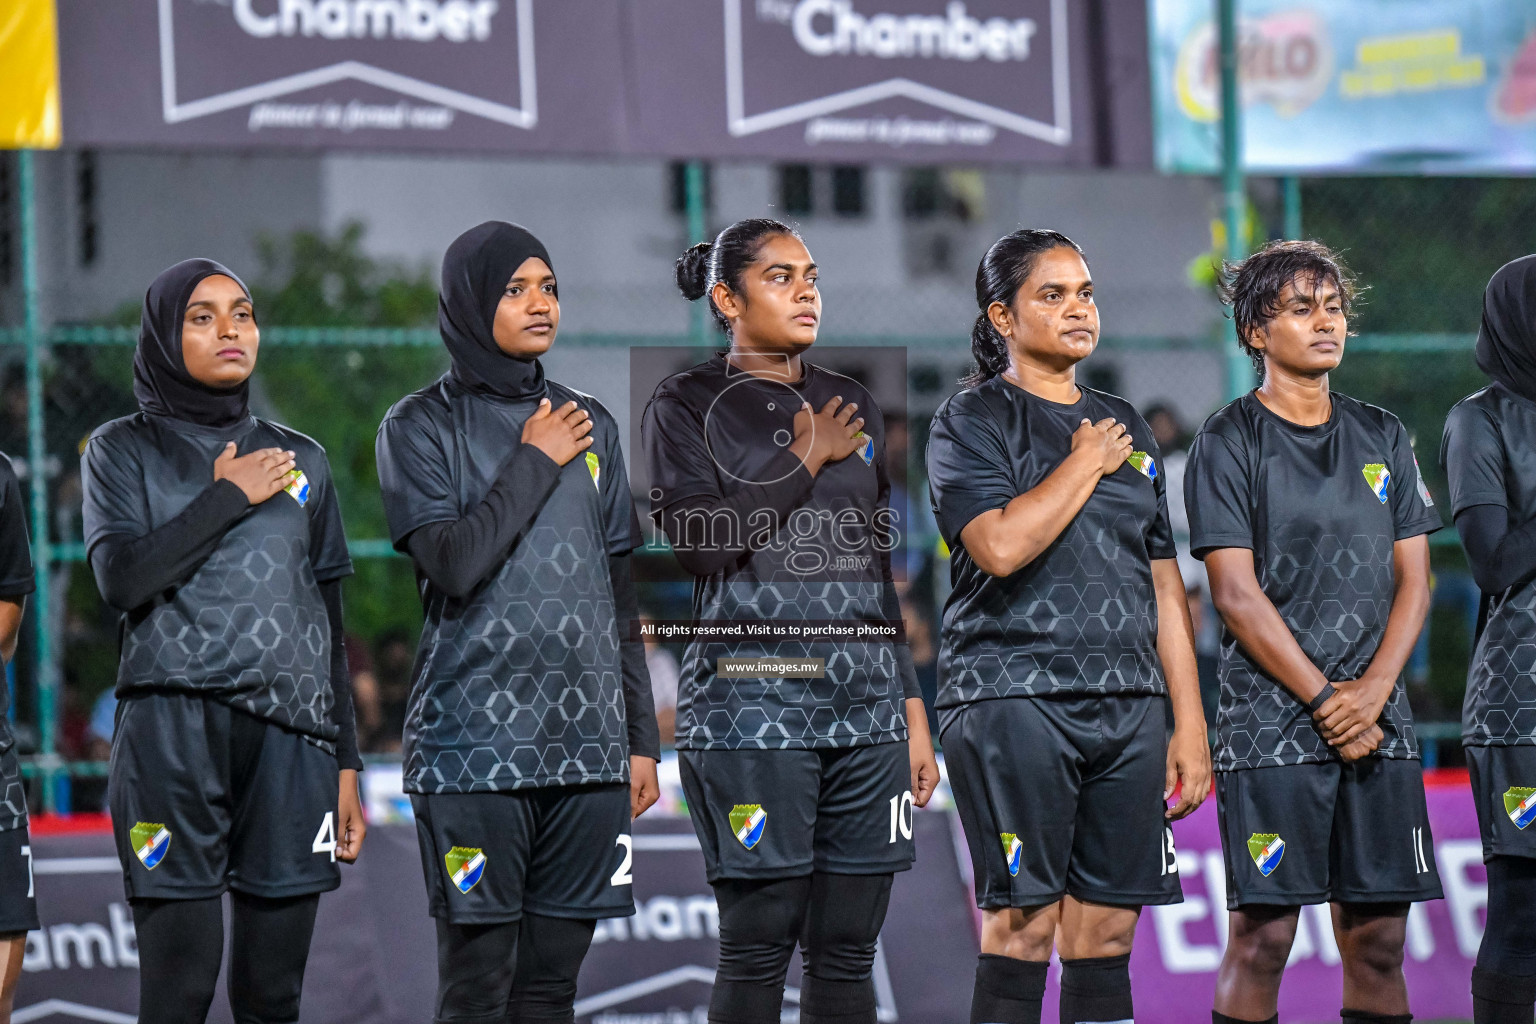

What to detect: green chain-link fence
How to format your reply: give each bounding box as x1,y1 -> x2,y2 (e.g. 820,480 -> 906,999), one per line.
2,167 -> 1532,814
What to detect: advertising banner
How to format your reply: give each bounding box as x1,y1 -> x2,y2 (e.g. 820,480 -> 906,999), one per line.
626,0 -> 1090,165
0,0 -> 61,149
1119,778 -> 1482,1024
57,0 -> 628,154
13,775 -> 1484,1023
54,0 -> 1152,165
1149,0 -> 1536,173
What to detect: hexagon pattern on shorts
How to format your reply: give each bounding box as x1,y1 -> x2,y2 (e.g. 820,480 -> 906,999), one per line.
675,578 -> 905,750
938,511 -> 1167,707
404,522 -> 628,793
1466,584 -> 1536,747
1217,531 -> 1419,770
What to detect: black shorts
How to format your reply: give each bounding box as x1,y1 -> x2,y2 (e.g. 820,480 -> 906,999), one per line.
1467,744 -> 1536,860
412,783 -> 633,924
1216,758 -> 1443,909
0,825 -> 38,934
108,693 -> 341,901
941,695 -> 1182,910
677,742 -> 916,883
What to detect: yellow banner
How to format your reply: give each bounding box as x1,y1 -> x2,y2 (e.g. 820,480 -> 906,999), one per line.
0,0 -> 61,149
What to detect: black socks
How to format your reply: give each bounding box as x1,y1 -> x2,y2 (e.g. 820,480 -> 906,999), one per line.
1212,1013 -> 1277,1024
1472,964 -> 1536,1024
799,975 -> 877,1024
708,980 -> 786,1024
971,954 -> 1048,1024
1059,954 -> 1133,1024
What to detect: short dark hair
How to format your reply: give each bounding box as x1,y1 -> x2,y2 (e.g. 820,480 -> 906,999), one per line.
963,228 -> 1085,387
675,218 -> 803,334
1218,239 -> 1360,374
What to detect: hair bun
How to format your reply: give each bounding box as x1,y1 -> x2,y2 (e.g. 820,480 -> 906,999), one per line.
674,242 -> 713,301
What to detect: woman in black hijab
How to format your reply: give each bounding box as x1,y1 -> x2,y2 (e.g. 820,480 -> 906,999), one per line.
376,222 -> 660,1023
81,259 -> 364,1024
1443,254 -> 1536,1024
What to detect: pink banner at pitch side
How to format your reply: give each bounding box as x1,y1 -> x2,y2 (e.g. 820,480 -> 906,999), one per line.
1073,775 -> 1484,1024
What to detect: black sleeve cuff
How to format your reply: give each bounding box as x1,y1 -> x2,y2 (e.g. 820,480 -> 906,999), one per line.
896,643 -> 922,701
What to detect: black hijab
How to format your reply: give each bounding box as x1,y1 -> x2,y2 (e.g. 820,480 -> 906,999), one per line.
1477,254 -> 1536,404
440,221 -> 553,399
133,258 -> 254,429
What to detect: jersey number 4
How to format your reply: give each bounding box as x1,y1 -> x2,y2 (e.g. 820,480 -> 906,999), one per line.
313,812 -> 337,863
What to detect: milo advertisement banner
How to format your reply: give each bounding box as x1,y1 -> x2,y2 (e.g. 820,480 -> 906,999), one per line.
1150,0 -> 1536,173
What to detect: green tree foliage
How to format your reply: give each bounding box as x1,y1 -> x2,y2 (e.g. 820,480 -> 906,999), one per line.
247,223 -> 445,644
1304,177 -> 1536,334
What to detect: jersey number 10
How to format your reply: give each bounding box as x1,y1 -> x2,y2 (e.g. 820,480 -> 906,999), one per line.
888,792 -> 914,844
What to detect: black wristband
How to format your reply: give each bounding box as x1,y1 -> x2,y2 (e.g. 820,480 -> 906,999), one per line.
1306,683 -> 1337,714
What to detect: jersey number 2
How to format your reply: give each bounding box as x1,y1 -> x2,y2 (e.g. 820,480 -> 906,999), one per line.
610,835 -> 634,886
313,812 -> 337,863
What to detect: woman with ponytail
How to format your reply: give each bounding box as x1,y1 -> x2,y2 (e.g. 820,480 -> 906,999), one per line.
926,229 -> 1210,1024
642,218 -> 938,1024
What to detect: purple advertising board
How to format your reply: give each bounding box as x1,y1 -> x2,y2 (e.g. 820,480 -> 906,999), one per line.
12,774 -> 1483,1023
1114,779 -> 1483,1024
53,0 -> 1152,165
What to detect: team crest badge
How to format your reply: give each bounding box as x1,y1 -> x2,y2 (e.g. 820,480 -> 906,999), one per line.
729,804 -> 767,850
1127,451 -> 1157,480
1248,833 -> 1285,876
585,451 -> 601,490
853,431 -> 874,466
130,822 -> 171,870
445,846 -> 486,894
999,833 -> 1023,877
282,468 -> 311,506
1362,463 -> 1390,504
1505,787 -> 1536,830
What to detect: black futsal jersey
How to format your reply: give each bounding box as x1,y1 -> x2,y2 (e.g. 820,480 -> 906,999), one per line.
1443,384 -> 1536,747
377,376 -> 642,794
82,414 -> 352,744
926,378 -> 1175,713
1186,391 -> 1441,772
642,354 -> 908,751
0,456 -> 33,834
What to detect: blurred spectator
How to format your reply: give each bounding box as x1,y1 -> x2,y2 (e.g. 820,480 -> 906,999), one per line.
60,674 -> 109,810
640,612 -> 679,746
87,686 -> 116,754
885,418 -> 939,588
371,628 -> 414,753
1143,401 -> 1220,721
898,590 -> 940,740
346,634 -> 386,754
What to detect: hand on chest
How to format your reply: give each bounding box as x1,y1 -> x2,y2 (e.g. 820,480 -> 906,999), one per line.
151,435 -> 312,531
706,396 -> 878,502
